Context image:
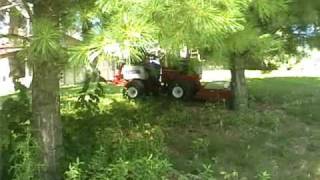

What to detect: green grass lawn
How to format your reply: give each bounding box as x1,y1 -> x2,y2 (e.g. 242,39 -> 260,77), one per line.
2,77 -> 320,179
58,77 -> 320,179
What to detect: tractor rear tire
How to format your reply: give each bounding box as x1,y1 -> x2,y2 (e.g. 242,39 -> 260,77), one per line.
126,80 -> 145,99
169,81 -> 194,100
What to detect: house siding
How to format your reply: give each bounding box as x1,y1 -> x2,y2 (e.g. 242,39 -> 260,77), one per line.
0,58 -> 116,96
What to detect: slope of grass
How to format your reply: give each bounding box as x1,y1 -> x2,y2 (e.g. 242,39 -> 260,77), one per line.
163,77 -> 320,179
2,77 -> 320,179
57,77 -> 320,179
249,77 -> 320,122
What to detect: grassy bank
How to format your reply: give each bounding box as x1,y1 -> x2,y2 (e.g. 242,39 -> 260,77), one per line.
2,77 -> 320,179
58,77 -> 320,179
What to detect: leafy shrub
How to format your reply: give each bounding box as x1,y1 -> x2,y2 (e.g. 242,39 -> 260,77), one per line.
86,123 -> 166,168
9,128 -> 40,180
0,86 -> 31,137
256,171 -> 272,180
64,158 -> 83,180
76,82 -> 105,115
64,122 -> 171,180
0,85 -> 34,179
192,138 -> 210,160
105,156 -> 171,180
109,124 -> 165,160
176,164 -> 217,180
75,156 -> 171,180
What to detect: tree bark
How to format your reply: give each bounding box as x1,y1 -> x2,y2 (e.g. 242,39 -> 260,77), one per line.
230,57 -> 248,111
32,62 -> 63,180
31,2 -> 64,179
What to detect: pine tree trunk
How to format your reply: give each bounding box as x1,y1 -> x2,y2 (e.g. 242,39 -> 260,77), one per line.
32,62 -> 63,180
32,2 -> 64,179
231,58 -> 248,111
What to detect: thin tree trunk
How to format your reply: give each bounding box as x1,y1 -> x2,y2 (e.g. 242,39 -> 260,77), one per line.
32,62 -> 63,180
231,57 -> 248,111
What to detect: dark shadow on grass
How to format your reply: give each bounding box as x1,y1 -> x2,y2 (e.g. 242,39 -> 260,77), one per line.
61,77 -> 320,179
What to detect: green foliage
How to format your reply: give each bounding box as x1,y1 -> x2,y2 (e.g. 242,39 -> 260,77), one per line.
256,171 -> 272,180
14,0 -> 320,179
105,156 -> 171,180
0,109 -> 10,150
152,0 -> 245,49
198,164 -> 216,180
252,0 -> 290,22
20,18 -> 65,64
71,0 -> 249,65
69,0 -> 317,70
76,82 -> 105,114
219,170 -> 240,180
70,0 -> 160,64
9,128 -> 40,180
61,0 -> 97,31
176,164 -> 218,180
0,85 -> 31,149
0,78 -> 306,179
192,138 -> 210,158
106,125 -> 164,160
211,0 -> 292,69
289,0 -> 320,25
60,89 -> 173,179
0,85 -> 39,180
65,158 -> 84,180
63,114 -> 170,179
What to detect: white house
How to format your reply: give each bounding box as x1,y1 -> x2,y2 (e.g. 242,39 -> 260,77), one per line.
0,54 -> 116,96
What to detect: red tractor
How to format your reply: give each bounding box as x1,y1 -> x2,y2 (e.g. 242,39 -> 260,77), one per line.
112,54 -> 232,102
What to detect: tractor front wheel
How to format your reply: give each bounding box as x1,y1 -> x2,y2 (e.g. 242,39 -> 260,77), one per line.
126,80 -> 144,99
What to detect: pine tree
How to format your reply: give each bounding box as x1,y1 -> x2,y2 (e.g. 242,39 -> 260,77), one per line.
223,0 -> 291,110
1,0 -> 72,179
78,0 -> 291,110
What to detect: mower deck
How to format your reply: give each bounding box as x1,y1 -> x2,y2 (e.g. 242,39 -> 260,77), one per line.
193,87 -> 232,102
